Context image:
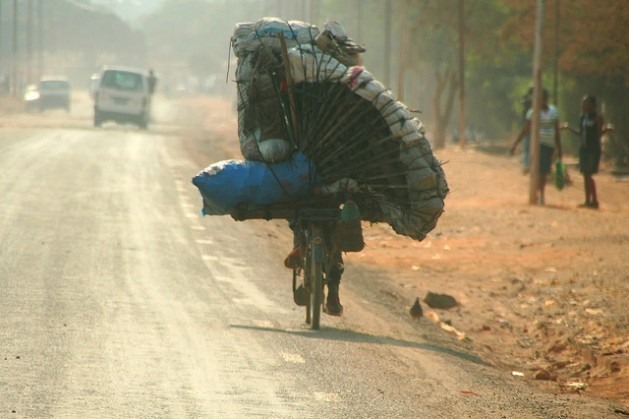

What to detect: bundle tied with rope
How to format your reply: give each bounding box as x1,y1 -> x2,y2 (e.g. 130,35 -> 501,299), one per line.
193,17 -> 448,243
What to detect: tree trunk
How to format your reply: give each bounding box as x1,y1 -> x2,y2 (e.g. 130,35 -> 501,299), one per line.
396,0 -> 410,101
432,68 -> 459,149
432,70 -> 447,149
443,70 -> 459,135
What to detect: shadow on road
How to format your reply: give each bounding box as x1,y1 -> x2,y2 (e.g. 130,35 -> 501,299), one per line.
230,323 -> 487,366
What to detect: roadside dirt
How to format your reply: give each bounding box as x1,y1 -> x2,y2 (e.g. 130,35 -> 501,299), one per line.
0,96 -> 26,115
179,95 -> 628,408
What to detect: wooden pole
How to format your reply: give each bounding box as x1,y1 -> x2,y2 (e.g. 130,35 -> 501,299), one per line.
0,3 -> 3,86
529,0 -> 545,205
309,0 -> 318,25
396,0 -> 409,101
27,0 -> 33,84
383,0 -> 392,87
553,0 -> 559,105
37,0 -> 43,79
356,0 -> 364,46
11,0 -> 17,97
304,0 -> 311,23
458,0 -> 466,148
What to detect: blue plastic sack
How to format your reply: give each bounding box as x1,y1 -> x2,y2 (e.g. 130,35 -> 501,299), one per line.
192,151 -> 319,215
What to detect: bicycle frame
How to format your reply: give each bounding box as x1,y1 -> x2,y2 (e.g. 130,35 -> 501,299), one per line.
293,208 -> 340,329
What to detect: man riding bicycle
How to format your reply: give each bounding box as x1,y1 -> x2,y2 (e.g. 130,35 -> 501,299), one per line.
285,221 -> 345,316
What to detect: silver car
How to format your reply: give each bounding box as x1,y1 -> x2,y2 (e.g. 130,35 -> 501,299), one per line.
33,77 -> 71,112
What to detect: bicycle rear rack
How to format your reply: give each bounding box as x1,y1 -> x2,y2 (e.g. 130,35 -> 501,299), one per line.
297,208 -> 340,222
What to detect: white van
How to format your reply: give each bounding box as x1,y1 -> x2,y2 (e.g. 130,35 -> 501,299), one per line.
93,66 -> 152,129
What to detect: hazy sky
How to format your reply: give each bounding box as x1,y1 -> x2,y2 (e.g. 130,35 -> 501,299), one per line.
90,0 -> 164,22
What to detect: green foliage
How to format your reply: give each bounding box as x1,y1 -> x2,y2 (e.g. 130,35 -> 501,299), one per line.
405,0 -> 532,138
501,0 -> 628,163
135,0 -> 627,161
400,0 -> 627,159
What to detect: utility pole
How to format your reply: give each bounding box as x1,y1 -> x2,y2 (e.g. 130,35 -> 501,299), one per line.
553,0 -> 559,105
11,0 -> 17,97
303,0 -> 311,23
309,0 -> 319,25
383,0 -> 392,87
27,0 -> 33,84
297,0 -> 305,20
0,2 -> 3,92
275,0 -> 284,18
529,0 -> 545,205
356,0 -> 364,46
37,0 -> 43,79
458,0 -> 466,148
396,0 -> 410,102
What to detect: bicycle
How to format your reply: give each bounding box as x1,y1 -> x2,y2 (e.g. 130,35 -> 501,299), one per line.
231,198 -> 364,330
290,207 -> 341,330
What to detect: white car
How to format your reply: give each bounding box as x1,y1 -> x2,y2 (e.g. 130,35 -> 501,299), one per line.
93,66 -> 152,129
88,73 -> 100,99
24,77 -> 71,112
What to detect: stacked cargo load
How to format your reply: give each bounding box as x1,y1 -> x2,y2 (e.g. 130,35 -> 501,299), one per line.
193,18 -> 448,241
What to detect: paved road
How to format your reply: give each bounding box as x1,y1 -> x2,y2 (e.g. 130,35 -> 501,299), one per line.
0,102 -> 617,418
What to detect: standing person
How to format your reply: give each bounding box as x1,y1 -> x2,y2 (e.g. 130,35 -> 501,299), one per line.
147,69 -> 157,95
561,95 -> 614,209
520,87 -> 534,173
511,88 -> 562,205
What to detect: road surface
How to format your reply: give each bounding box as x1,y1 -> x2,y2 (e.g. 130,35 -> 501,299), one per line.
0,96 -> 618,418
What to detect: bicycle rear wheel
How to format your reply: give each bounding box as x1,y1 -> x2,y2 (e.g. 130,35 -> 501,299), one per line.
307,225 -> 324,329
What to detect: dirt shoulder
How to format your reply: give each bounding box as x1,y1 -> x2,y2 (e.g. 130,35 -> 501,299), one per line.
353,146 -> 628,406
0,96 -> 25,115
179,95 -> 628,408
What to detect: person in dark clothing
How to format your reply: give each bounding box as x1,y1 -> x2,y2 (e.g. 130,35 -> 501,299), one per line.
285,219 -> 345,316
148,69 -> 157,95
561,95 -> 614,209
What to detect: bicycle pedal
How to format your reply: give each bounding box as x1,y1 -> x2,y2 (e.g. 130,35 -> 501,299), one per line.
293,284 -> 308,306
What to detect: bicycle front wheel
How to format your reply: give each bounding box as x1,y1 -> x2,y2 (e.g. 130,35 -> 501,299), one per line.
307,225 -> 324,330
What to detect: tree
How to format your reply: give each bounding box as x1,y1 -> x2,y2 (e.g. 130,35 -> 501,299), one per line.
501,0 -> 629,163
432,68 -> 459,148
51,3 -> 146,67
141,0 -> 268,88
3,1 -> 146,86
404,0 -> 461,148
405,0 -> 520,146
